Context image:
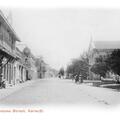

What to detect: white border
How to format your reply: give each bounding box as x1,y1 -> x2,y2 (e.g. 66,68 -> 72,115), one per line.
1,0 -> 120,120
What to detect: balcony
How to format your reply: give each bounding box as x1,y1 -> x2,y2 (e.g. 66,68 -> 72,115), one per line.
0,33 -> 16,57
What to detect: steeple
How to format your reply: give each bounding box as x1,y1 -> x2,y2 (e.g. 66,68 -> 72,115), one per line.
88,32 -> 94,53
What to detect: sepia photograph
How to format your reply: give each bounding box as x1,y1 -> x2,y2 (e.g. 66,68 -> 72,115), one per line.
1,0 -> 120,119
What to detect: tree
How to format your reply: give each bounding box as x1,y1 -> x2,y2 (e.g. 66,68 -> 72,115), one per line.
91,63 -> 108,78
58,67 -> 64,77
66,52 -> 89,80
106,49 -> 120,76
90,55 -> 109,78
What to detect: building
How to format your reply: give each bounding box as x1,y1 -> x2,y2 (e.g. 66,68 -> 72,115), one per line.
0,10 -> 20,87
0,10 -> 38,88
88,40 -> 120,80
14,47 -> 27,84
28,53 -> 37,80
16,45 -> 38,81
35,57 -> 47,79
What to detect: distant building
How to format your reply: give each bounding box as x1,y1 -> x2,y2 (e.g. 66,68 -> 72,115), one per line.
88,40 -> 120,80
35,57 -> 47,79
29,53 -> 37,80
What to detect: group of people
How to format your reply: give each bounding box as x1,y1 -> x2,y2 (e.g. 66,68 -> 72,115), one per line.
72,74 -> 83,84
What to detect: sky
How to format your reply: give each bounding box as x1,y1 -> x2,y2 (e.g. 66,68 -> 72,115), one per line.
2,8 -> 120,70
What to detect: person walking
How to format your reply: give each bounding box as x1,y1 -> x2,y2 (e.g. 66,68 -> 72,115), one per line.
75,74 -> 79,83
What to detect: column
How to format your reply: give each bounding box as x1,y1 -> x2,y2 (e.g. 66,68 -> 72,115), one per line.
0,57 -> 3,83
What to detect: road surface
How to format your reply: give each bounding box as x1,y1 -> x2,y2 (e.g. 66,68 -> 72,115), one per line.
0,78 -> 120,107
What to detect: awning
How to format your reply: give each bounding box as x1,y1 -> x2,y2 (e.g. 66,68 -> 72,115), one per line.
0,45 -> 16,59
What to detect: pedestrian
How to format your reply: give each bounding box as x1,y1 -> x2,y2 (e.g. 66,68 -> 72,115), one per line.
80,75 -> 83,83
75,74 -> 79,83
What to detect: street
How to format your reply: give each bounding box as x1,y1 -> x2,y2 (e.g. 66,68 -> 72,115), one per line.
0,78 -> 120,107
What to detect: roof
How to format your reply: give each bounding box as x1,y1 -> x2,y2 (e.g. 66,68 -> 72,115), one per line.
0,44 -> 16,58
0,10 -> 20,42
93,41 -> 120,49
15,47 -> 24,59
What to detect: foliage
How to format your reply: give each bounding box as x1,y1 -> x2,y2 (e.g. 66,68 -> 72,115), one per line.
58,67 -> 64,76
91,55 -> 109,77
66,53 -> 89,79
106,49 -> 120,76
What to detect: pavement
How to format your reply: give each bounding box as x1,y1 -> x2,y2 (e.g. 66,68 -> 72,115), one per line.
0,80 -> 36,101
0,78 -> 120,107
78,84 -> 120,106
